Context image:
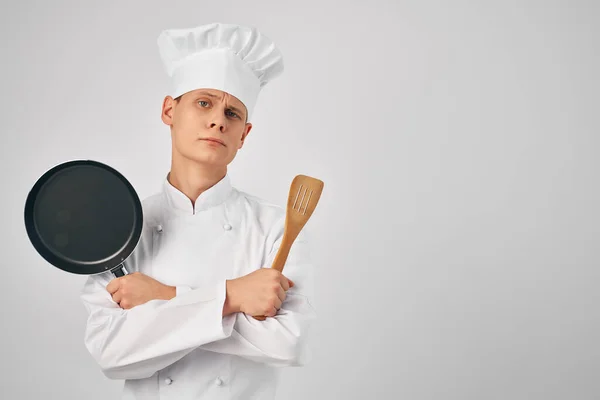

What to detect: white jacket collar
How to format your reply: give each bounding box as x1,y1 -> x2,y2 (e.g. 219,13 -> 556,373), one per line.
162,173 -> 233,215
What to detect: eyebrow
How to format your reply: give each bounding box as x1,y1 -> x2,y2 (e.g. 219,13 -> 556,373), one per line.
196,91 -> 246,118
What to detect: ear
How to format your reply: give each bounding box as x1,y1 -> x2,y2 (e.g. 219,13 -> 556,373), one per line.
238,123 -> 252,149
161,96 -> 175,125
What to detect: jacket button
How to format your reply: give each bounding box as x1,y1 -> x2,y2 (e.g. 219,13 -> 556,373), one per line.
223,224 -> 232,231
165,378 -> 172,385
214,377 -> 223,386
156,225 -> 163,233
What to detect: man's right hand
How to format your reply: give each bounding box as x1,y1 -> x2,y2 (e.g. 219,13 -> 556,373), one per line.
224,269 -> 294,318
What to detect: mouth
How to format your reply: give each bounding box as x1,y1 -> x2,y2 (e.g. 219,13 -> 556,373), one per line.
200,138 -> 226,147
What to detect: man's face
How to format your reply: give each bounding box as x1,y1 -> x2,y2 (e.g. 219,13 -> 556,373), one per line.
161,88 -> 252,168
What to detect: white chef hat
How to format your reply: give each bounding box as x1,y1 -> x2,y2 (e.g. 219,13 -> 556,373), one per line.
157,22 -> 284,121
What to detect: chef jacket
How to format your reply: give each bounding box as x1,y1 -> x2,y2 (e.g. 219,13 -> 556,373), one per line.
79,173 -> 317,399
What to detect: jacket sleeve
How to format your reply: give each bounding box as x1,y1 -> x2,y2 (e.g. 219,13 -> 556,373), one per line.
80,273 -> 237,380
197,221 -> 318,367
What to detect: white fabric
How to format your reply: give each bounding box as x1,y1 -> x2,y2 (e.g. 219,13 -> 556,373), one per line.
157,22 -> 284,120
80,173 -> 316,399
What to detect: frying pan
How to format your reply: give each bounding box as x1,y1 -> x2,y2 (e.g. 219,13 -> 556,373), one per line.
24,160 -> 142,278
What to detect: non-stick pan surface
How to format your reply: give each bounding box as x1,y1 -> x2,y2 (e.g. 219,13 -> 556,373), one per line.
24,160 -> 142,277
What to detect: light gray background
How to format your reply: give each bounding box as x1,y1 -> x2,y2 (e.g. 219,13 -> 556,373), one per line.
1,0 -> 599,399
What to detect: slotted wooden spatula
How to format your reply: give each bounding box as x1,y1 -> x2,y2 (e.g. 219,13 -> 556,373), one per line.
253,174 -> 324,320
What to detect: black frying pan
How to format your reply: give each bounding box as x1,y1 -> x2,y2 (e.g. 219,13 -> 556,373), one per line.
24,160 -> 143,278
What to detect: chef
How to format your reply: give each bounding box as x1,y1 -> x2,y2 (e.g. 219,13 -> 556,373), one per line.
79,22 -> 316,400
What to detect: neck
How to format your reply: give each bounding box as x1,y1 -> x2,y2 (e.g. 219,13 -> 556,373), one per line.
168,156 -> 227,207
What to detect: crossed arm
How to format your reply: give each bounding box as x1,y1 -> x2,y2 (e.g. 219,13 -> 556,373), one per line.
80,236 -> 316,380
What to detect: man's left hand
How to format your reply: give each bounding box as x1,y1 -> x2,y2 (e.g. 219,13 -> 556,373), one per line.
106,271 -> 176,309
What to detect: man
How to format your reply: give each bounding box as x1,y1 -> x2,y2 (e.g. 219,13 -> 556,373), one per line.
80,22 -> 316,399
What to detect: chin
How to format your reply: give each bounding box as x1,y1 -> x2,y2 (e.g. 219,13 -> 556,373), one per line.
186,153 -> 228,167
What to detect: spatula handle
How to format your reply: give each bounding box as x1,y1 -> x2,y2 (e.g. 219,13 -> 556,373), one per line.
271,239 -> 293,272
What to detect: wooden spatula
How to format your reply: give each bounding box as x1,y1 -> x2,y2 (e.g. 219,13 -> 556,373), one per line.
253,174 -> 324,320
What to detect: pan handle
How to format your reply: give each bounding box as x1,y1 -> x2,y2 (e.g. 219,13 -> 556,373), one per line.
111,263 -> 129,277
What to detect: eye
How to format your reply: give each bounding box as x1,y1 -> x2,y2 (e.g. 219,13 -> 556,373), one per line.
198,100 -> 210,107
226,109 -> 239,119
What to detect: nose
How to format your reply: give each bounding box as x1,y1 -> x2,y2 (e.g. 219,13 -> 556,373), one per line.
209,111 -> 227,133
209,122 -> 225,132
